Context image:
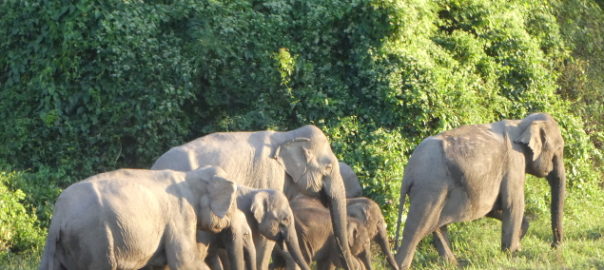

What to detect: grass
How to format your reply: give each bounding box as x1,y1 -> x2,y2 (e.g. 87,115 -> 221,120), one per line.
0,250 -> 41,270
2,180 -> 603,270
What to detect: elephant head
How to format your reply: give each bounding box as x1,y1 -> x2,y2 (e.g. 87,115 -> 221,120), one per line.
188,166 -> 238,233
347,218 -> 370,256
251,190 -> 310,270
273,125 -> 352,267
513,113 -> 566,246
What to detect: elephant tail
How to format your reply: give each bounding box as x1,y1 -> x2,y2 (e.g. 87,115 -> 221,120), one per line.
39,218 -> 61,270
394,179 -> 410,251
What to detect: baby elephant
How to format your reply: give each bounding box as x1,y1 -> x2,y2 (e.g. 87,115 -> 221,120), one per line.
271,195 -> 371,270
39,167 -> 238,270
347,197 -> 399,270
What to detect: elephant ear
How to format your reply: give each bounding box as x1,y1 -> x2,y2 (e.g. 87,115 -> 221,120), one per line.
208,176 -> 237,218
273,138 -> 312,183
251,191 -> 269,224
515,120 -> 546,161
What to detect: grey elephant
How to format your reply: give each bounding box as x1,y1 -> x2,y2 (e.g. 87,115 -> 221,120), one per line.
394,113 -> 566,269
347,197 -> 399,270
340,162 -> 363,198
202,186 -> 310,270
339,164 -> 398,269
39,166 -> 238,270
151,125 -> 356,269
272,195 -> 370,270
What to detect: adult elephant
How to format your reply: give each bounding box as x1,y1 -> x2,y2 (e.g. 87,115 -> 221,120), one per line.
394,113 -> 566,269
40,167 -> 238,270
151,125 -> 355,269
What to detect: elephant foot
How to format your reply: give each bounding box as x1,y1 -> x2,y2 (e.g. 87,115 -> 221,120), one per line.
501,243 -> 522,253
440,254 -> 458,266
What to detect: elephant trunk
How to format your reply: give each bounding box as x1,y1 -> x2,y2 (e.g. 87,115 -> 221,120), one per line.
284,227 -> 311,270
547,154 -> 565,248
376,224 -> 399,270
324,172 -> 355,270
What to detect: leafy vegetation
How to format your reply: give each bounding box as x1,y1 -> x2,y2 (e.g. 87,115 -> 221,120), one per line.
0,0 -> 602,268
0,172 -> 45,254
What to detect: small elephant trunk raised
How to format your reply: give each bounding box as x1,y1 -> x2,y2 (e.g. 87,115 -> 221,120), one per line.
548,154 -> 565,247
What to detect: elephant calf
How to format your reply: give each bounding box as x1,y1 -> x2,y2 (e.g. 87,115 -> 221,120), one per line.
347,197 -> 399,270
272,195 -> 375,270
39,167 -> 238,270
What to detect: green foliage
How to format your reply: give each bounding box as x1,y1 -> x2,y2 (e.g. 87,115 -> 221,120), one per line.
0,172 -> 45,254
2,168 -> 63,229
0,0 -> 197,180
0,0 -> 603,267
554,0 -> 604,162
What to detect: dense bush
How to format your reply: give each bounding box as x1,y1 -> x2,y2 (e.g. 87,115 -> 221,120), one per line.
555,0 -> 604,156
0,0 -> 602,247
0,172 -> 45,254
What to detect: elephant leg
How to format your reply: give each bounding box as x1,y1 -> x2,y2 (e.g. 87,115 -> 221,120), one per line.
499,173 -> 526,252
396,190 -> 447,270
218,250 -> 230,270
431,226 -> 457,265
255,236 -> 277,270
206,254 -> 224,270
487,210 -> 530,239
165,231 -> 206,270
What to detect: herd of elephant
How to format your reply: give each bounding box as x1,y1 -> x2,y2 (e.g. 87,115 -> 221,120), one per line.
39,113 -> 566,270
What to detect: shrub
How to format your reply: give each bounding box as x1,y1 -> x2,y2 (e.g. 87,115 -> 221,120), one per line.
0,171 -> 45,254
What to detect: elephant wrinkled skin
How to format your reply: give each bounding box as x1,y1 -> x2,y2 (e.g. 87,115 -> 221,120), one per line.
151,125 -> 355,269
39,167 -> 238,270
394,113 -> 566,269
